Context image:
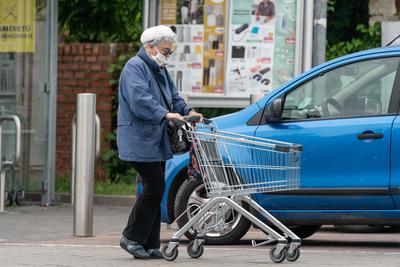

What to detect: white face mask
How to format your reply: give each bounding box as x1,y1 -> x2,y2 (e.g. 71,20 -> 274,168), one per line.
151,47 -> 168,67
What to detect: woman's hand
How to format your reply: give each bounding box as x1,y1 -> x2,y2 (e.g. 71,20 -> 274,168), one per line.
188,110 -> 203,122
165,112 -> 185,122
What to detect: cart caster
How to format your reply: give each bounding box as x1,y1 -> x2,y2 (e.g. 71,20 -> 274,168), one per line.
269,245 -> 285,263
187,240 -> 204,258
161,244 -> 178,261
284,246 -> 300,262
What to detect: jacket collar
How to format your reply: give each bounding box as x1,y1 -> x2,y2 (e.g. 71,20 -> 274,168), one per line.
137,46 -> 162,72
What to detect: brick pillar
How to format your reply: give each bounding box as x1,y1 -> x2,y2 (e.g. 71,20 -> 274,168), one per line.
57,43 -> 130,181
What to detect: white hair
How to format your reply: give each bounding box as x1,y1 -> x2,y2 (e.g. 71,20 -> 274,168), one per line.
144,38 -> 174,50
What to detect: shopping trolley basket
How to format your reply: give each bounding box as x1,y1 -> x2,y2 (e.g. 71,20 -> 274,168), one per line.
162,119 -> 303,263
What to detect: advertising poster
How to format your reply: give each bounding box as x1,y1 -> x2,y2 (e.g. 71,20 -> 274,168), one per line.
0,0 -> 36,53
161,0 -> 205,94
226,0 -> 297,96
201,0 -> 226,94
272,0 -> 297,88
160,0 -> 178,25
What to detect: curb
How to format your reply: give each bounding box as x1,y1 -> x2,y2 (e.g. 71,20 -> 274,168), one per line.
25,192 -> 135,207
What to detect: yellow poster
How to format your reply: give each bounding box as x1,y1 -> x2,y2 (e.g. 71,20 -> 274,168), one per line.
202,0 -> 226,93
160,0 -> 177,25
0,0 -> 36,53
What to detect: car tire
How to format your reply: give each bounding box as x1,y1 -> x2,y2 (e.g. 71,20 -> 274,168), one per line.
289,225 -> 321,239
174,178 -> 251,245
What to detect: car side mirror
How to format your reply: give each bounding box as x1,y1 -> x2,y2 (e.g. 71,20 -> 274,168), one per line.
265,98 -> 283,122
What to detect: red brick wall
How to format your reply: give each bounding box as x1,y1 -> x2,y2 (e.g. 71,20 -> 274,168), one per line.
57,43 -> 129,180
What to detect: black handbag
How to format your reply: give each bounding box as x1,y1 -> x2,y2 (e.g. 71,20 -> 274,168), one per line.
166,120 -> 191,154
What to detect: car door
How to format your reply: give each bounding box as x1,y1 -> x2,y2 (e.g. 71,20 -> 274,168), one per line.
254,56 -> 400,210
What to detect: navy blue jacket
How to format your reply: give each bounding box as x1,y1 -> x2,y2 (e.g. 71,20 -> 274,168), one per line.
117,47 -> 190,162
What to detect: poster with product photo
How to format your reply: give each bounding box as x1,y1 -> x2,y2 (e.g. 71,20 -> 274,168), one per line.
202,0 -> 227,94
272,0 -> 297,89
161,0 -> 205,94
226,0 -> 297,96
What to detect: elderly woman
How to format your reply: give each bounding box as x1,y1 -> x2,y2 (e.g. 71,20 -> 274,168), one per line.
117,25 -> 202,259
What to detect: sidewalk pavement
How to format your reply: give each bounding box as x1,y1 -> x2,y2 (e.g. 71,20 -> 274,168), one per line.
1,203 -> 400,267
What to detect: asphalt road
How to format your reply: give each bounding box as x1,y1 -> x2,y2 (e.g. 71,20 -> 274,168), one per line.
0,204 -> 399,266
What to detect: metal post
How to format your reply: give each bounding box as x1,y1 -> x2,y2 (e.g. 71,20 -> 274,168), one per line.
42,0 -> 58,207
142,0 -> 150,30
0,169 -> 6,212
0,115 -> 21,213
313,0 -> 327,66
71,114 -> 76,205
71,114 -> 100,205
303,0 -> 314,72
295,0 -> 305,76
73,93 -> 96,236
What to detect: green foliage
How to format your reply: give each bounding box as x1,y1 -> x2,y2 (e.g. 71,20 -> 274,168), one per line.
58,0 -> 142,42
326,22 -> 381,61
326,0 -> 381,60
327,0 -> 335,12
327,0 -> 370,45
101,130 -> 138,184
94,179 -> 136,195
55,175 -> 70,193
56,175 -> 135,195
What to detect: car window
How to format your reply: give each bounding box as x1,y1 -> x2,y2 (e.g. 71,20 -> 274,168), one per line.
282,57 -> 400,120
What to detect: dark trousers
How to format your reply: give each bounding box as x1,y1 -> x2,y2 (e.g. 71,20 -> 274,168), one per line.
122,161 -> 166,249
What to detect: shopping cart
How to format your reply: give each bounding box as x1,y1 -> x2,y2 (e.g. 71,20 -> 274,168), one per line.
161,119 -> 303,263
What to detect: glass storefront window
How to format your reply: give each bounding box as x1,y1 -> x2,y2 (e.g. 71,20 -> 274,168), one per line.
0,0 -> 55,203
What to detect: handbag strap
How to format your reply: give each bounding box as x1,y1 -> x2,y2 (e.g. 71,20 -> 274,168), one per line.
138,55 -> 172,112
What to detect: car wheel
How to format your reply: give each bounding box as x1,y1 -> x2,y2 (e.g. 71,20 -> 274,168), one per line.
289,225 -> 321,239
174,178 -> 251,245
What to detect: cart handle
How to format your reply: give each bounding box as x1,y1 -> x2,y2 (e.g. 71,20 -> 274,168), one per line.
171,115 -> 206,126
185,116 -> 213,126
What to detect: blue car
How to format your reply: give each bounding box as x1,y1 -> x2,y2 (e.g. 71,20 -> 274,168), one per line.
139,45 -> 400,244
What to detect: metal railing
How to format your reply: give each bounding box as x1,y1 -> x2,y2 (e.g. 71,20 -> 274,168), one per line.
0,115 -> 21,212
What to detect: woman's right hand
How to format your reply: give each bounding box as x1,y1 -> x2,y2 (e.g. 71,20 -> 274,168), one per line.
165,112 -> 185,122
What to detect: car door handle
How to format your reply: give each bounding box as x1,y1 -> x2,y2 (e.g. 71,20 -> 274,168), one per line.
357,133 -> 384,140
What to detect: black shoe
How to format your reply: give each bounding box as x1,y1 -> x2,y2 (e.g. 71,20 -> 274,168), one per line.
119,236 -> 150,259
147,248 -> 164,259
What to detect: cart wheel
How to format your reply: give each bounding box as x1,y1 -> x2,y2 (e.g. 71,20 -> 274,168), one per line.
284,246 -> 300,262
161,244 -> 178,261
269,246 -> 285,263
187,240 -> 204,258
15,190 -> 25,206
